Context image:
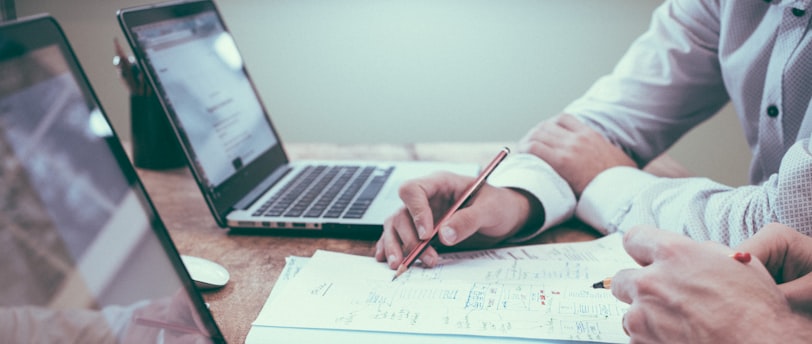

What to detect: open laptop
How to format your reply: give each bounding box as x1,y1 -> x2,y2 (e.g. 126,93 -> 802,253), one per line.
0,15 -> 224,343
117,0 -> 479,237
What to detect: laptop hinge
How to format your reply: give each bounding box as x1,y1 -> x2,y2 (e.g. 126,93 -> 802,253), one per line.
233,166 -> 291,210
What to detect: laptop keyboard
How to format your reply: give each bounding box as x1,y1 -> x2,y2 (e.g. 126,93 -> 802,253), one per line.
252,165 -> 394,220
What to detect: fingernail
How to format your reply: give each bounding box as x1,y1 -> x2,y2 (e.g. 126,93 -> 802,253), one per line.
417,225 -> 427,238
422,254 -> 435,266
387,254 -> 397,266
441,226 -> 457,244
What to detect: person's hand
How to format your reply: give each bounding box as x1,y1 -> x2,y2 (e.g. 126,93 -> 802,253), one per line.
737,223 -> 812,316
518,113 -> 635,197
611,225 -> 812,343
375,172 -> 541,269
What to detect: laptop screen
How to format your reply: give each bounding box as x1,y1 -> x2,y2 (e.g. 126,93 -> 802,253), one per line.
128,11 -> 277,188
120,1 -> 291,223
0,16 -> 223,343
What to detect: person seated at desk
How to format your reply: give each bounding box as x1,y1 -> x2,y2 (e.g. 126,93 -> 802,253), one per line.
375,0 -> 812,267
610,223 -> 812,343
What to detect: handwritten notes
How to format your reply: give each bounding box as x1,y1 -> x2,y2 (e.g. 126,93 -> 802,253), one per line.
251,234 -> 636,343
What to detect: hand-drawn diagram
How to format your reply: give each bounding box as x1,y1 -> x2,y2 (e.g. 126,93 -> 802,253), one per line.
259,236 -> 635,343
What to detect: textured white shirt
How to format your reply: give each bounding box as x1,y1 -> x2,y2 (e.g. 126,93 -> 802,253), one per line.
491,0 -> 812,246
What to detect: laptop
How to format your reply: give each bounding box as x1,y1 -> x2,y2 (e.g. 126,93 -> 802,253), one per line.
116,0 -> 479,237
0,15 -> 224,343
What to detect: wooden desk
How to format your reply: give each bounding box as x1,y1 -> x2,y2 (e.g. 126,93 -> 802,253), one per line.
135,142 -> 690,343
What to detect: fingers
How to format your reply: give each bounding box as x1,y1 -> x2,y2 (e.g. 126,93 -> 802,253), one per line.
376,173 -> 470,270
376,207 -> 440,269
611,270 -> 656,340
397,173 -> 491,246
555,113 -> 590,132
517,114 -> 587,172
736,223 -> 812,313
736,223 -> 812,281
738,223 -> 812,287
375,212 -> 403,266
610,268 -> 638,304
736,223 -> 792,275
778,274 -> 812,314
621,304 -> 654,342
612,225 -> 693,302
622,225 -> 677,266
375,173 -> 526,270
375,170 -> 534,271
622,313 -> 629,337
435,205 -> 478,246
397,178 -> 441,240
518,115 -> 566,157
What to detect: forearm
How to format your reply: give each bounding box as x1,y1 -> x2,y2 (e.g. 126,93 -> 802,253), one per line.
564,0 -> 728,165
578,140 -> 812,246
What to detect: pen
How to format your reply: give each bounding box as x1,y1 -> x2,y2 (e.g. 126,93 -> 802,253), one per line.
729,251 -> 751,263
113,37 -> 142,95
592,277 -> 612,289
591,251 -> 752,289
391,147 -> 510,281
134,316 -> 206,336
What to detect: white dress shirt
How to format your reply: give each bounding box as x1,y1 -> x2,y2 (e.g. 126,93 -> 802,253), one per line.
491,0 -> 812,245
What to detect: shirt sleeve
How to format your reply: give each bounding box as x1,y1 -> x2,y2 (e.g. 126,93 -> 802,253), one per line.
564,0 -> 729,166
577,138 -> 812,246
486,153 -> 576,242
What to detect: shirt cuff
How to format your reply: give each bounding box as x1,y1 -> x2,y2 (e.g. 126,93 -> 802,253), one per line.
576,166 -> 659,234
487,153 -> 576,242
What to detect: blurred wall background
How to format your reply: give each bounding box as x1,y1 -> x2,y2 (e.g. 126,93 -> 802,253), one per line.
15,0 -> 751,186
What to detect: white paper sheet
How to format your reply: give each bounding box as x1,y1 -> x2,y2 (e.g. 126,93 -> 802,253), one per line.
248,234 -> 635,344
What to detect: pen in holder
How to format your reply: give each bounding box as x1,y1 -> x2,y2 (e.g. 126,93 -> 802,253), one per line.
130,86 -> 185,170
115,38 -> 184,170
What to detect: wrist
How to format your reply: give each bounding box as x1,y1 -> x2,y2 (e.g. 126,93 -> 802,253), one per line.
487,153 -> 575,240
508,187 -> 545,239
466,187 -> 543,246
739,304 -> 812,343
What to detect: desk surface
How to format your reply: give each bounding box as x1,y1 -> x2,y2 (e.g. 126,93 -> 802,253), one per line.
135,142 -> 690,343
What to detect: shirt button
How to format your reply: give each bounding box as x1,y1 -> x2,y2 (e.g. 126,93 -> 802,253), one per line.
767,105 -> 779,117
792,8 -> 806,17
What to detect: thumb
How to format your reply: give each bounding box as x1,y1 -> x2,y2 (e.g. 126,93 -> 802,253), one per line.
778,274 -> 812,314
437,207 -> 482,246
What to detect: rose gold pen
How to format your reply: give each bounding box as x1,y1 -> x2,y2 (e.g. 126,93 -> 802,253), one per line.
391,147 -> 510,281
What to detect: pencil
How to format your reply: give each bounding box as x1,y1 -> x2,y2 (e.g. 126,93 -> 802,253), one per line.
113,38 -> 138,93
391,147 -> 510,281
591,251 -> 752,289
592,277 -> 612,289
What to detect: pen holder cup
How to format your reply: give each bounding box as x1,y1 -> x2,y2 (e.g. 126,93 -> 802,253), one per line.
130,92 -> 185,170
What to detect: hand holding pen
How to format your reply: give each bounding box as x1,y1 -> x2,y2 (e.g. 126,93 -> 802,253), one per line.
592,224 -> 812,341
389,147 -> 510,281
375,147 -> 545,275
592,251 -> 751,289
